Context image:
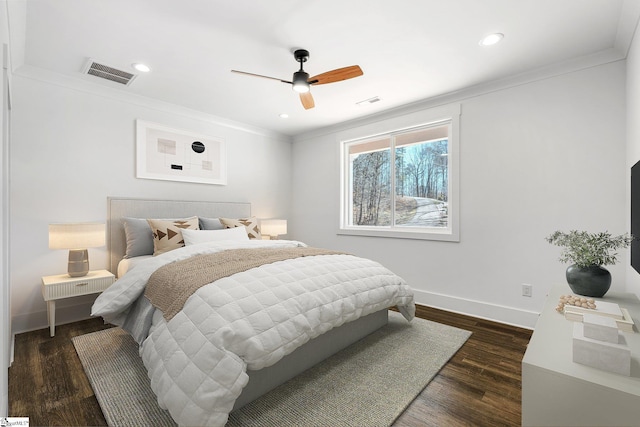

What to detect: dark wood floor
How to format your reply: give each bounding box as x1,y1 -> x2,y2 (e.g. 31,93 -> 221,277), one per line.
8,305 -> 531,426
393,306 -> 532,427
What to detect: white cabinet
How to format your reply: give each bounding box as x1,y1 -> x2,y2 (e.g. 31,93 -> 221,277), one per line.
522,284 -> 640,426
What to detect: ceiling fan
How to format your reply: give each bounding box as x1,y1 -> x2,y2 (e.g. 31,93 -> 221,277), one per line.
231,49 -> 363,110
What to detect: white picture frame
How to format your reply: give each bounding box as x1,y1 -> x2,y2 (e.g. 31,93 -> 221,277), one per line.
136,120 -> 227,185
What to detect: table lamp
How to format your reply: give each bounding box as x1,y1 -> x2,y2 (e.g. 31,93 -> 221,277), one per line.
49,222 -> 106,277
260,219 -> 287,240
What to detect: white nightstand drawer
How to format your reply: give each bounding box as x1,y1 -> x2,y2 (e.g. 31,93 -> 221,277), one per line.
42,270 -> 115,300
41,269 -> 115,337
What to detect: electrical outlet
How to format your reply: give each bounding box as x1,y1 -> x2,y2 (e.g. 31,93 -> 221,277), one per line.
522,283 -> 533,297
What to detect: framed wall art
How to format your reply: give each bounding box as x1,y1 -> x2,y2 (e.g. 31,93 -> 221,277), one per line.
136,120 -> 227,185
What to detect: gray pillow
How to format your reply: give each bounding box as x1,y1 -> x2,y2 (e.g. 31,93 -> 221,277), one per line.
122,217 -> 154,258
199,217 -> 224,230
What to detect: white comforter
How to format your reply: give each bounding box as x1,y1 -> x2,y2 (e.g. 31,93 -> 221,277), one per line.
92,240 -> 415,426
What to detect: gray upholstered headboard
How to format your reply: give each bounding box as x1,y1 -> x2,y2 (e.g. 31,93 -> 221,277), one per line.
107,197 -> 251,275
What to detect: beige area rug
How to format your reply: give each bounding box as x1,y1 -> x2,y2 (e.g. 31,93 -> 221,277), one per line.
72,312 -> 471,427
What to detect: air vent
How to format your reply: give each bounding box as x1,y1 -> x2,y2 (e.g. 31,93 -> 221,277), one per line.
356,96 -> 382,107
82,59 -> 136,85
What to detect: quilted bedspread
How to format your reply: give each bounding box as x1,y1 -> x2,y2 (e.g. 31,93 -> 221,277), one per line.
92,240 -> 415,427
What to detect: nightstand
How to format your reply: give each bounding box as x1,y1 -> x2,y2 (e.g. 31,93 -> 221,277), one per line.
41,269 -> 115,337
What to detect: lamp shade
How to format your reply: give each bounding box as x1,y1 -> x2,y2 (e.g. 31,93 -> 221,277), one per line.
261,219 -> 287,237
49,223 -> 106,249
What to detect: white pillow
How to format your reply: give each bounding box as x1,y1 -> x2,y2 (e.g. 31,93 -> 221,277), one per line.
181,227 -> 249,246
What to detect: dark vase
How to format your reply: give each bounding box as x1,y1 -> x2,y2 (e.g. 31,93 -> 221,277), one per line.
565,264 -> 612,297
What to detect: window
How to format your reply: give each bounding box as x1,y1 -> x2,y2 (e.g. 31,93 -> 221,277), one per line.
340,108 -> 459,241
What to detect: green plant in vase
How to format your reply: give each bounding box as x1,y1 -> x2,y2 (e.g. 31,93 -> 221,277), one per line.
546,230 -> 633,297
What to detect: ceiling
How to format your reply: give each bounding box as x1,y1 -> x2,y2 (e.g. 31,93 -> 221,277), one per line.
8,0 -> 640,136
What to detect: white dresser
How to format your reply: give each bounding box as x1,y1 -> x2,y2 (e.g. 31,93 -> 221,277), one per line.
522,284 -> 640,426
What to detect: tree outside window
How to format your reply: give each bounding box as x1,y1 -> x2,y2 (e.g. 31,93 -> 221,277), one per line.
342,120 -> 456,240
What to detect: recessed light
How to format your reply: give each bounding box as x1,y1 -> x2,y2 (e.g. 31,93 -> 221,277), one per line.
479,33 -> 504,46
132,63 -> 151,73
279,113 -> 289,119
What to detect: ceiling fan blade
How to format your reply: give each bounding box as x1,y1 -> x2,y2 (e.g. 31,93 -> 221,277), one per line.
308,65 -> 363,85
231,70 -> 292,84
300,92 -> 315,110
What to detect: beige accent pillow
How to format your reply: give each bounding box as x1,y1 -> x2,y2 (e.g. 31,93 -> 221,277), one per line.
219,217 -> 262,239
147,216 -> 199,255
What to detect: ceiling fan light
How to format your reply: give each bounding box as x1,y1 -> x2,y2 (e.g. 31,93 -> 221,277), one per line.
292,83 -> 309,93
292,71 -> 310,93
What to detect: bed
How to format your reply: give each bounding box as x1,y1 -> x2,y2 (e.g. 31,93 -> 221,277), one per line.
92,197 -> 415,426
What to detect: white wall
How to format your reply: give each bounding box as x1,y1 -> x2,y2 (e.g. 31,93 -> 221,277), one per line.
0,0 -> 10,415
292,61 -> 627,328
626,17 -> 640,298
9,71 -> 292,334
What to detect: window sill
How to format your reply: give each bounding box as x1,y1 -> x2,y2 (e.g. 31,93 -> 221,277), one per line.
337,227 -> 459,242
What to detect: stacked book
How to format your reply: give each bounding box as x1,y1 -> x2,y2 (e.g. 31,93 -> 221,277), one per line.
572,313 -> 631,376
564,300 -> 635,333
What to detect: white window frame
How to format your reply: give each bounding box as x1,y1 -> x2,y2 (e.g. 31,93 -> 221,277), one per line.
339,104 -> 460,241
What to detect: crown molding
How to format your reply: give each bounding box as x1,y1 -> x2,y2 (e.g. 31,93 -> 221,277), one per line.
294,48 -> 625,142
615,0 -> 640,56
13,64 -> 291,142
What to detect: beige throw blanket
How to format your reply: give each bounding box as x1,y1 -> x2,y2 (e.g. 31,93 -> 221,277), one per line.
144,247 -> 345,320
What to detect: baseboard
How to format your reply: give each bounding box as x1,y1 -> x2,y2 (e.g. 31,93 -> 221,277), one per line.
11,291 -> 539,335
10,301 -> 95,336
413,289 -> 539,329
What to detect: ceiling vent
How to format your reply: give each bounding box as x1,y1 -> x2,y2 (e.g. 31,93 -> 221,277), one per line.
356,96 -> 382,107
82,59 -> 137,85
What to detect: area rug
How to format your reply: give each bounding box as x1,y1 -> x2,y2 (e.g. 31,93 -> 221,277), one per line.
72,312 -> 471,427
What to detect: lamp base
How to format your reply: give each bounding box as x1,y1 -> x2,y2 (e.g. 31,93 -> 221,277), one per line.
68,249 -> 89,277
